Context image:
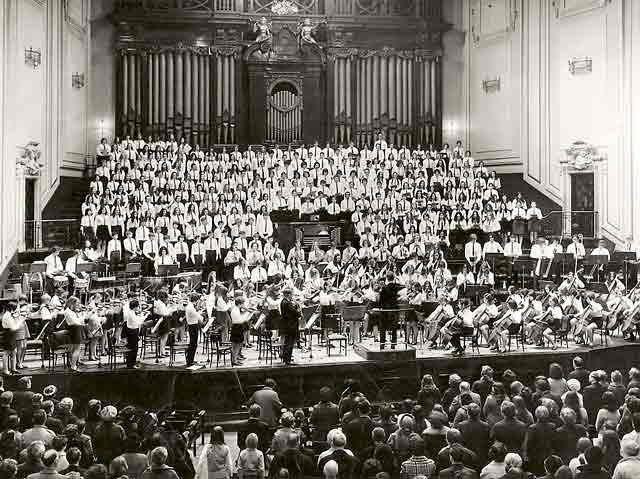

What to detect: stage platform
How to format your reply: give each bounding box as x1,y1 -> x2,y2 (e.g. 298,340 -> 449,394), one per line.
6,336 -> 638,417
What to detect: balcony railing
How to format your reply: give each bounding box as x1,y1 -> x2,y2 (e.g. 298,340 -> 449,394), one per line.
538,210 -> 599,239
114,0 -> 442,18
24,219 -> 81,252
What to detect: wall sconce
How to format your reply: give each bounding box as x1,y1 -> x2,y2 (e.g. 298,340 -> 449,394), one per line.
72,72 -> 85,89
568,57 -> 592,75
482,77 -> 501,93
24,47 -> 42,68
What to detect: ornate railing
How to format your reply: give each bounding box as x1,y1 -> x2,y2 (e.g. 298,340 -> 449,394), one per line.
114,0 -> 442,18
24,219 -> 81,252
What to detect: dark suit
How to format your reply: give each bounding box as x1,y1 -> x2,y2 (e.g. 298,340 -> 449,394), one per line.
309,401 -> 339,441
237,417 -> 271,453
378,282 -> 403,349
343,415 -> 374,456
280,297 -> 301,364
491,418 -> 526,453
523,421 -> 557,475
437,444 -> 478,473
269,448 -> 314,479
457,419 -> 491,466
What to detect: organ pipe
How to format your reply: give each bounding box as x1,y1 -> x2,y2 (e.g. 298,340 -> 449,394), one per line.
407,59 -> 412,145
191,53 -> 199,140
199,55 -> 205,146
184,51 -> 192,139
159,53 -> 166,133
205,56 -> 210,146
147,54 -> 152,134
372,55 -> 379,122
152,54 -> 159,132
135,55 -> 141,129
345,58 -> 351,142
388,56 -> 395,141
122,54 -> 128,128
128,54 -> 135,120
167,53 -> 174,132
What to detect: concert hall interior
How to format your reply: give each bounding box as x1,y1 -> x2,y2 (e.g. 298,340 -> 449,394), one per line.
2,0 -> 640,478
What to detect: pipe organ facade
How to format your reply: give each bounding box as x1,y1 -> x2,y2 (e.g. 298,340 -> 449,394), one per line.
113,0 -> 446,147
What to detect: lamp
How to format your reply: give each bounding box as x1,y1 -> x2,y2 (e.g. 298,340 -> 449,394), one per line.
568,57 -> 592,75
24,47 -> 41,68
72,72 -> 85,89
482,77 -> 501,93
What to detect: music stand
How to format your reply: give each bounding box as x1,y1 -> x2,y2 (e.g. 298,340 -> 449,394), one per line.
555,253 -> 576,278
77,263 -> 96,275
158,264 -> 179,277
585,255 -> 609,283
485,253 -> 502,271
29,263 -> 47,274
613,251 -> 637,290
512,257 -> 535,289
464,284 -> 490,306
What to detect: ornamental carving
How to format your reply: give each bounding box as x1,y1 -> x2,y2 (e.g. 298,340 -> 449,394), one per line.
17,141 -> 44,176
564,141 -> 601,171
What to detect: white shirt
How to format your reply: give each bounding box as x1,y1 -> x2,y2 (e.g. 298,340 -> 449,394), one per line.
44,254 -> 63,275
503,241 -> 522,257
567,242 -> 586,258
185,303 -> 203,326
124,306 -> 145,329
464,241 -> 482,263
482,241 -> 503,257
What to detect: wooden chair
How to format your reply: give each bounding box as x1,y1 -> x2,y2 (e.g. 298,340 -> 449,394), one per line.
169,333 -> 189,367
25,320 -> 52,368
107,329 -> 132,369
208,333 -> 232,368
507,323 -> 526,352
554,316 -> 571,349
48,330 -> 71,371
327,333 -> 348,356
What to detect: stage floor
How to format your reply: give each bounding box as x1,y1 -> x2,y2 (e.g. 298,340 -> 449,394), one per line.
10,333 -> 638,417
20,333 -> 603,374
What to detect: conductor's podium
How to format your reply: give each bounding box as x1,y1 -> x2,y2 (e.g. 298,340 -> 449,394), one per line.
353,306 -> 417,361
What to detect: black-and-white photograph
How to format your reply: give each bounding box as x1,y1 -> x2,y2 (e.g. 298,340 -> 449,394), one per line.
0,0 -> 639,478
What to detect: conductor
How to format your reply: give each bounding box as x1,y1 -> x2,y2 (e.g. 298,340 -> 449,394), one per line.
378,272 -> 404,350
280,287 -> 301,365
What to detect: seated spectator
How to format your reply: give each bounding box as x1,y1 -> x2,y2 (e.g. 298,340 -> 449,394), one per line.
143,447 -> 179,479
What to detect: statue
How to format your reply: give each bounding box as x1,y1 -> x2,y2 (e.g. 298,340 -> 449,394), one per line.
297,18 -> 324,49
252,17 -> 273,44
17,141 -> 44,176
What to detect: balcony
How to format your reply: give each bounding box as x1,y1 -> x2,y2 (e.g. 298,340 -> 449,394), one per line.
114,0 -> 442,19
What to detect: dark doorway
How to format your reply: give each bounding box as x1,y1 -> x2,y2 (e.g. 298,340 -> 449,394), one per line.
570,172 -> 595,237
25,179 -> 36,250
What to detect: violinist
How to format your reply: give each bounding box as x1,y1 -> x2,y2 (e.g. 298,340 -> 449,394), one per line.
265,285 -> 283,334
152,291 -> 172,357
181,293 -> 202,367
64,296 -> 85,371
230,297 -> 253,366
124,298 -> 149,369
15,295 -> 30,370
214,285 -> 232,342
1,301 -> 21,375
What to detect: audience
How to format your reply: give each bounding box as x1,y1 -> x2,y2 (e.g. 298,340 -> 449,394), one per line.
1,358 -> 640,478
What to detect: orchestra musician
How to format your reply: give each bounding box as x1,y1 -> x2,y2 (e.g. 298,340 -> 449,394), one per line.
185,293 -> 203,367
230,296 -> 253,366
559,271 -> 585,294
152,291 -> 173,357
441,298 -> 474,356
1,301 -> 21,375
44,246 -> 65,294
154,246 -> 175,274
124,298 -> 149,369
64,296 -> 85,371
